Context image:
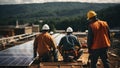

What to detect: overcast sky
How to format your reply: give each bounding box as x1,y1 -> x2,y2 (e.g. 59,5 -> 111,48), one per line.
0,0 -> 120,5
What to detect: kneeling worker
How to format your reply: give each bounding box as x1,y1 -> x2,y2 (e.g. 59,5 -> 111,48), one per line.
33,24 -> 58,62
58,27 -> 83,62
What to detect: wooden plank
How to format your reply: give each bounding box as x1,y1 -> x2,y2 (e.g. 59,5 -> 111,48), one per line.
30,64 -> 83,68
61,66 -> 82,68
40,62 -> 82,66
40,66 -> 58,68
30,62 -> 83,68
40,65 -> 82,68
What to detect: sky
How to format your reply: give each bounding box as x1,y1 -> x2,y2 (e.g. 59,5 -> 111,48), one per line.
0,0 -> 120,5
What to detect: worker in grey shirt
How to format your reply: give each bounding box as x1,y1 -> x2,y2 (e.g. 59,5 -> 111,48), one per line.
58,27 -> 83,62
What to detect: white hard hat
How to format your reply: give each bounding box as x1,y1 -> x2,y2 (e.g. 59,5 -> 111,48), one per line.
66,27 -> 73,32
42,24 -> 50,30
50,31 -> 54,35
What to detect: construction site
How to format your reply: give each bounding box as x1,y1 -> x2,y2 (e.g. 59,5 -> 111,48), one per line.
0,30 -> 120,68
0,0 -> 120,68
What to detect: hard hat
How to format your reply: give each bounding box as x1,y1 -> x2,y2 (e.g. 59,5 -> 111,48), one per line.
66,27 -> 73,32
50,31 -> 54,35
42,24 -> 50,30
87,10 -> 97,20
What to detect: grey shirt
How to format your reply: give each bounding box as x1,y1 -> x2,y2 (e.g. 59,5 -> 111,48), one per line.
58,34 -> 81,50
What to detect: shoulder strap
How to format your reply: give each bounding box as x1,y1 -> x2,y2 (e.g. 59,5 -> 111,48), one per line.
65,35 -> 75,46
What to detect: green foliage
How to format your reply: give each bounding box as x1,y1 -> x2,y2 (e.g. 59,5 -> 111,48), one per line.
97,5 -> 120,28
0,2 -> 119,31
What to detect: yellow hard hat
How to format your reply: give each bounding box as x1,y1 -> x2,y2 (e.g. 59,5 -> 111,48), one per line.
87,10 -> 97,20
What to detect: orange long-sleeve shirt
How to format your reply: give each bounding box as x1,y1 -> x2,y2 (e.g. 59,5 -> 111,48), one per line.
89,20 -> 111,49
34,32 -> 56,57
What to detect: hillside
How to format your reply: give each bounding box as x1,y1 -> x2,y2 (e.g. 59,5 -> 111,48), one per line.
0,2 -> 117,24
0,2 -> 120,31
97,5 -> 120,28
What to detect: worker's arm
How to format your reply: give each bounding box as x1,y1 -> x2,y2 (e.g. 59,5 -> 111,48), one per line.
33,37 -> 38,58
57,38 -> 64,55
50,37 -> 57,50
108,26 -> 111,43
87,26 -> 94,53
105,21 -> 111,44
74,36 -> 81,51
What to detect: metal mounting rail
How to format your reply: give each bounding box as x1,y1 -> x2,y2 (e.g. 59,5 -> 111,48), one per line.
0,32 -> 39,48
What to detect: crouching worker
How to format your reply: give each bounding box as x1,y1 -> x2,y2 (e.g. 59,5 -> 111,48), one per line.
33,24 -> 58,62
58,27 -> 83,62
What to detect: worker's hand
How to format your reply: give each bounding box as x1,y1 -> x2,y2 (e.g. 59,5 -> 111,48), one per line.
88,48 -> 92,54
53,49 -> 58,53
57,46 -> 60,50
33,52 -> 37,58
74,46 -> 80,51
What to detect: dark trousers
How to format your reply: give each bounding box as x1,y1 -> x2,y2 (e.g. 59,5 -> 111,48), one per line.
63,50 -> 83,62
41,50 -> 58,62
90,48 -> 110,68
63,52 -> 75,62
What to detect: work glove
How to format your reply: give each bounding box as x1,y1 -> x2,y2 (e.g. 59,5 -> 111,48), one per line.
88,48 -> 92,54
33,48 -> 37,58
33,52 -> 37,58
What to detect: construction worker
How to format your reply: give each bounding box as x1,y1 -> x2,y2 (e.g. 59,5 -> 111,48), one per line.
58,27 -> 83,62
33,24 -> 58,62
87,10 -> 111,68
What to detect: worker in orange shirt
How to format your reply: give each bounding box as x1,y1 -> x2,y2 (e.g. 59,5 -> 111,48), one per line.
33,24 -> 58,62
87,10 -> 111,68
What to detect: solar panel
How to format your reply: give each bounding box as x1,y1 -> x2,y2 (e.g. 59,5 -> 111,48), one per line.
0,40 -> 34,66
0,34 -> 65,66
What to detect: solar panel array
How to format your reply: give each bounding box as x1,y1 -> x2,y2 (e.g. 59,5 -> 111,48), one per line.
0,33 -> 65,66
0,40 -> 34,66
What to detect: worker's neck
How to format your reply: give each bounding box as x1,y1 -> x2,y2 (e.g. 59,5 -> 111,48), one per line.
67,33 -> 72,35
42,31 -> 48,33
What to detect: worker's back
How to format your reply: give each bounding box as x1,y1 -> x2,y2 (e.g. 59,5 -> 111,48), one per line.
89,20 -> 111,49
60,34 -> 79,50
35,32 -> 56,57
